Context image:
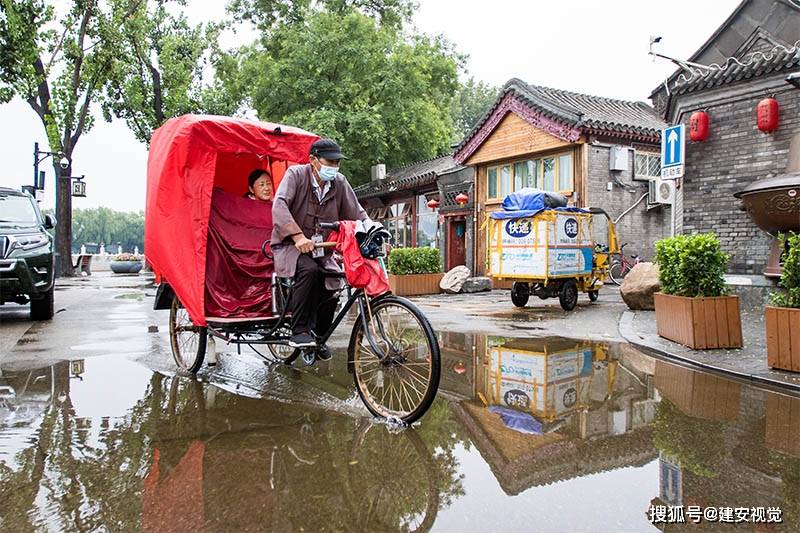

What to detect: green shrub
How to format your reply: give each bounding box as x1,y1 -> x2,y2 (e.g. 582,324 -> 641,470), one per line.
654,233 -> 729,297
771,232 -> 800,309
387,247 -> 442,275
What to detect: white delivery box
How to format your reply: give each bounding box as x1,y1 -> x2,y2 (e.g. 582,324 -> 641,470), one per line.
488,210 -> 594,279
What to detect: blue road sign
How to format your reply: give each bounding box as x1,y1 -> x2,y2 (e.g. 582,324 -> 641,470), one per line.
661,124 -> 685,179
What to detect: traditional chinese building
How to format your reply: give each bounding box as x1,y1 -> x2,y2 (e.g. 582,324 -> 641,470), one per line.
354,155 -> 476,271
649,0 -> 800,275
453,78 -> 670,278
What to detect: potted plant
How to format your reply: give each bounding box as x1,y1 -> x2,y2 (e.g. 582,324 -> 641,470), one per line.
766,232 -> 800,372
387,247 -> 443,296
653,233 -> 742,349
110,253 -> 144,274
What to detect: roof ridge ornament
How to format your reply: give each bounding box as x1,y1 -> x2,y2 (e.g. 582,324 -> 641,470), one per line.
649,36 -> 800,93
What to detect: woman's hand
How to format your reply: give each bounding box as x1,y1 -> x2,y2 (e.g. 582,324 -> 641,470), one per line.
293,234 -> 315,254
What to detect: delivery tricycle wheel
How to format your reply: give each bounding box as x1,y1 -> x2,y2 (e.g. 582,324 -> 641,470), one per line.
588,290 -> 599,302
559,280 -> 578,311
511,282 -> 530,307
169,295 -> 207,373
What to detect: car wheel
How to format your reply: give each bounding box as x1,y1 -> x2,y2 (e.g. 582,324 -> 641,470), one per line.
30,288 -> 54,320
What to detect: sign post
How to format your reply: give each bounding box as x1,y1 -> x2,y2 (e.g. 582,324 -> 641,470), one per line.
661,124 -> 685,180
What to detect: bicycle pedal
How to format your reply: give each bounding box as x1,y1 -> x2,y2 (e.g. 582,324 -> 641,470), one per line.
300,350 -> 316,366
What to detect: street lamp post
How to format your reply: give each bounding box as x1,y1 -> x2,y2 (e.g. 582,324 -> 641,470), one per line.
32,142 -> 72,277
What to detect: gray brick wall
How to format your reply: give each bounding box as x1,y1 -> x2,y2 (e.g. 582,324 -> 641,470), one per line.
587,144 -> 671,260
675,84 -> 800,274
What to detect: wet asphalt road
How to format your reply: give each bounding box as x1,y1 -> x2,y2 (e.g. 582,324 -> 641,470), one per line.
1,274 -> 799,532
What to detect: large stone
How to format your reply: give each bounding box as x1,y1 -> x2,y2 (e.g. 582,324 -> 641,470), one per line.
620,262 -> 661,310
461,277 -> 492,293
440,265 -> 471,293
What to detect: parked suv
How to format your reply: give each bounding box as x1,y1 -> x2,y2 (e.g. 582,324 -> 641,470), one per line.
0,188 -> 56,320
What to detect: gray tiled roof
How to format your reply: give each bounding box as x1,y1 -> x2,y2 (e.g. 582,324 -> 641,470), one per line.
455,78 -> 665,155
354,155 -> 461,199
671,47 -> 800,95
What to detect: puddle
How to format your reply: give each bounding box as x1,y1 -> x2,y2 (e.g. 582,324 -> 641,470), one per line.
1,333 -> 799,531
114,293 -> 146,301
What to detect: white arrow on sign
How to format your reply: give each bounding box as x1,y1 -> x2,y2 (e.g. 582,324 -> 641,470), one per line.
668,129 -> 678,163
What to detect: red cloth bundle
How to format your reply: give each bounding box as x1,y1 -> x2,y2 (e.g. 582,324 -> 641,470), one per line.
204,188 -> 274,317
330,220 -> 391,297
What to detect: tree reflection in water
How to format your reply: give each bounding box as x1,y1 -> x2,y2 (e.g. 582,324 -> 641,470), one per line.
0,363 -> 467,532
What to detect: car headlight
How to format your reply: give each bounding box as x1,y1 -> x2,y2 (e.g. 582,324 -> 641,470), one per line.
12,233 -> 49,251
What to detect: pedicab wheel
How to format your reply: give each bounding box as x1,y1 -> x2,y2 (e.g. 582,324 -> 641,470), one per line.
349,296 -> 440,424
266,327 -> 300,364
169,295 -> 207,373
511,282 -> 530,307
588,290 -> 599,302
608,261 -> 625,285
559,279 -> 578,311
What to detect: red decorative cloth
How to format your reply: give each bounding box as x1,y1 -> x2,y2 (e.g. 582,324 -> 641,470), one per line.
204,188 -> 274,317
330,221 -> 391,297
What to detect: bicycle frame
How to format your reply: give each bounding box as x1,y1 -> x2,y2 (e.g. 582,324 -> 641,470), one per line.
205,276 -> 391,361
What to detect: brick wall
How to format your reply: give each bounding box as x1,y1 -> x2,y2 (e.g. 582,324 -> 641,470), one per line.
668,76 -> 800,274
587,144 -> 671,260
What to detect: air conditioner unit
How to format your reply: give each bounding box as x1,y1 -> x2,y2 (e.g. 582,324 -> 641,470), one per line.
648,178 -> 675,205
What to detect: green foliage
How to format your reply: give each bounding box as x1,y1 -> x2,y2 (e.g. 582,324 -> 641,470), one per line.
225,10 -> 462,185
388,247 -> 442,275
771,232 -> 800,309
451,77 -> 497,142
102,0 -> 240,144
67,207 -> 144,253
227,0 -> 415,33
654,233 -> 729,297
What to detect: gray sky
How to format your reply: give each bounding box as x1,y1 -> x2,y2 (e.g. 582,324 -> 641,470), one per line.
0,0 -> 739,212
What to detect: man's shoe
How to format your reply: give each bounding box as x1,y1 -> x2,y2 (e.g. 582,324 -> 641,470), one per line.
315,345 -> 333,361
289,332 -> 317,349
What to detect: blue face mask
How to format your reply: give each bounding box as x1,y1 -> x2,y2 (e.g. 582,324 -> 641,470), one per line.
318,164 -> 338,181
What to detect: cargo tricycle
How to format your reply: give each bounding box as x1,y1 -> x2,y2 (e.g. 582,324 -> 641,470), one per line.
488,202 -> 619,311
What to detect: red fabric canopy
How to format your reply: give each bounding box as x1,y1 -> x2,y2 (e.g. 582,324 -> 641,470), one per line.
146,114 -> 319,325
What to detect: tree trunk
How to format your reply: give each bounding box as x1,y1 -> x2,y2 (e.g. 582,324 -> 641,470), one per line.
54,161 -> 75,277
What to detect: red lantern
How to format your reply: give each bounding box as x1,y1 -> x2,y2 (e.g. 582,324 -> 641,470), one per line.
689,111 -> 709,141
757,97 -> 779,133
426,198 -> 439,209
453,362 -> 467,375
455,193 -> 469,206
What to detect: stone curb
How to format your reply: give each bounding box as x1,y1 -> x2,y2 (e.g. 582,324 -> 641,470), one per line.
618,310 -> 800,395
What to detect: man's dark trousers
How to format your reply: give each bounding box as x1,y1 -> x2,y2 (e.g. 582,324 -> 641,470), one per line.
289,254 -> 337,337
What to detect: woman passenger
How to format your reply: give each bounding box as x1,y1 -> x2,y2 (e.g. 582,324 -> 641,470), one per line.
244,169 -> 273,203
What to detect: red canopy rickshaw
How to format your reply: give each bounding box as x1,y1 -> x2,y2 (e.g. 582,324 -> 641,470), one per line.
145,114 -> 440,425
145,114 -> 320,326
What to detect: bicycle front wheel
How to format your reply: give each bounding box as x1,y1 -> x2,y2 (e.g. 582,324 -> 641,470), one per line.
348,296 -> 440,424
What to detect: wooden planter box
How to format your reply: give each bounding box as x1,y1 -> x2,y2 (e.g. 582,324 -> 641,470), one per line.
654,293 -> 743,349
388,273 -> 443,296
765,306 -> 800,372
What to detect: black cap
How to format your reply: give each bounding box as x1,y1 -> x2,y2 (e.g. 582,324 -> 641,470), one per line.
310,138 -> 347,160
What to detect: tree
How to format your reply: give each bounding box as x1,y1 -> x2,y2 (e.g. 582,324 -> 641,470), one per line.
227,10 -> 462,185
228,0 -> 415,34
1,0 -> 120,275
451,77 -> 497,143
101,0 -> 239,144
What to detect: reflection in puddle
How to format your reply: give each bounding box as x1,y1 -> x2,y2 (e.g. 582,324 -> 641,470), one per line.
0,333 -> 799,531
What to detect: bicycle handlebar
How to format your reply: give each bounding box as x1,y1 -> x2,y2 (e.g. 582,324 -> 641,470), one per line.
318,222 -> 339,231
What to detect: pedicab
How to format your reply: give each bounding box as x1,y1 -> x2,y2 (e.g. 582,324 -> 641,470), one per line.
486,189 -> 620,311
145,114 -> 440,424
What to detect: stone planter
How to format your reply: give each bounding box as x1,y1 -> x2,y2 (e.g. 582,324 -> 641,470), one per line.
388,273 -> 443,296
654,293 -> 743,349
110,261 -> 143,274
765,306 -> 800,372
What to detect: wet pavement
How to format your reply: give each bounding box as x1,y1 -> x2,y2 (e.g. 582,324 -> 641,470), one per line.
1,276 -> 800,531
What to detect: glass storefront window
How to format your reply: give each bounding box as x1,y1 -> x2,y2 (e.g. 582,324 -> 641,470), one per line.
487,152 -> 573,200
416,196 -> 439,248
487,167 -> 498,199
